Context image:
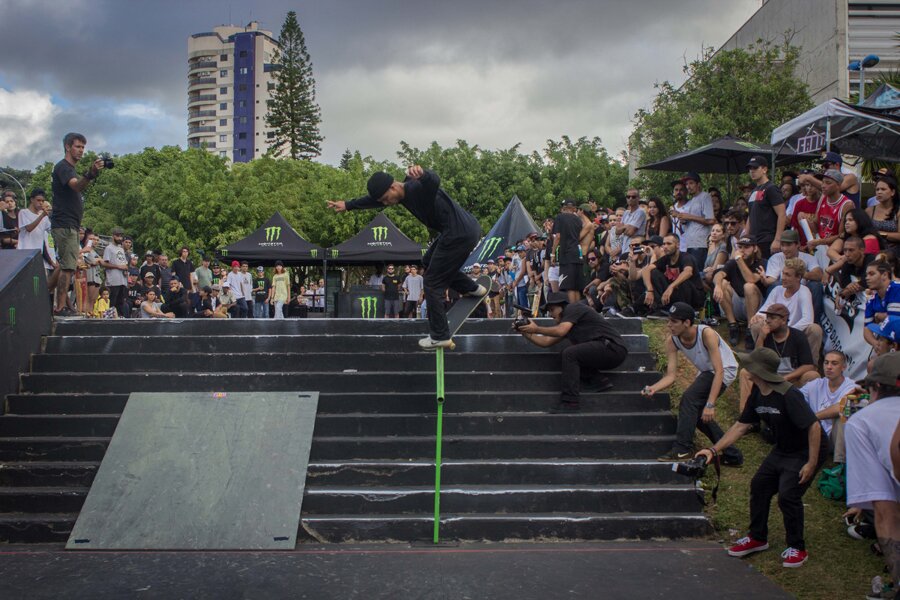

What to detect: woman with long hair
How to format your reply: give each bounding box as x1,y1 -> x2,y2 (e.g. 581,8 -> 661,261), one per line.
702,223 -> 729,288
645,197 -> 670,238
81,230 -> 102,316
269,261 -> 290,320
827,208 -> 883,261
867,175 -> 900,256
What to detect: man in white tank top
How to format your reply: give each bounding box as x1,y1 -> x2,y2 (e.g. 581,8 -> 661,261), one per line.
644,302 -> 744,464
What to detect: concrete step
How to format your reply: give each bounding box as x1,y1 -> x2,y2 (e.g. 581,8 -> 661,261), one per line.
299,513 -> 712,542
5,391 -> 672,415
30,352 -> 657,373
0,434 -> 676,462
19,371 -> 658,394
0,412 -> 675,438
0,513 -> 77,544
42,334 -> 651,354
51,317 -> 644,336
0,461 -> 100,487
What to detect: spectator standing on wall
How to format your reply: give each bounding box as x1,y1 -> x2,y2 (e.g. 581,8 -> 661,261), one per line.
269,261 -> 290,320
101,227 -> 129,317
171,247 -> 194,291
252,266 -> 270,318
672,173 -> 715,268
745,156 -> 786,260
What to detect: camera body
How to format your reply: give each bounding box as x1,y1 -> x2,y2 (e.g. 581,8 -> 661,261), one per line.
672,456 -> 708,479
100,153 -> 115,169
512,303 -> 533,330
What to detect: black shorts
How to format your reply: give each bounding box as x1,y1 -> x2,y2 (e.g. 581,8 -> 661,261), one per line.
558,263 -> 584,292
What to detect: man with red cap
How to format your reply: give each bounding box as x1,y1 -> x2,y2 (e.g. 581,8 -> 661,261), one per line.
328,167 -> 485,349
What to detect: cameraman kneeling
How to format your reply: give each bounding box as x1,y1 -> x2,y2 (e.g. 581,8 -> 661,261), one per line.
516,292 -> 628,413
696,347 -> 826,569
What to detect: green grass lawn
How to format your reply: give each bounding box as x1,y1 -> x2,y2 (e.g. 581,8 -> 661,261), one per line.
643,320 -> 885,600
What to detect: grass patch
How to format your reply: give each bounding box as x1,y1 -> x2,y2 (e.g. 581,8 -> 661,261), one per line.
643,320 -> 884,599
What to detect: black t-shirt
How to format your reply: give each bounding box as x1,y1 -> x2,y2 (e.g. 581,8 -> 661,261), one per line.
763,327 -> 814,374
211,272 -> 223,286
50,159 -> 83,229
382,275 -> 403,300
138,284 -> 162,300
127,285 -> 143,307
162,287 -> 190,318
747,181 -> 784,245
172,258 -> 193,287
193,296 -> 213,318
738,386 -> 822,456
254,277 -> 270,301
560,302 -> 626,346
140,264 -> 162,284
654,252 -> 703,290
553,213 -> 583,265
836,254 -> 874,288
722,257 -> 767,297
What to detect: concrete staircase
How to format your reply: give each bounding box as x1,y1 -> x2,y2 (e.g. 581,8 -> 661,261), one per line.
0,318 -> 710,544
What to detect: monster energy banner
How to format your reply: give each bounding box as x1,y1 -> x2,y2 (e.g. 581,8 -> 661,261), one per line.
463,195 -> 540,269
326,212 -> 425,264
216,212 -> 324,265
346,290 -> 385,318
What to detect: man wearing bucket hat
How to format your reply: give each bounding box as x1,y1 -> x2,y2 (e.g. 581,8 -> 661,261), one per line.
845,352 -> 900,591
643,303 -> 743,465
696,347 -> 826,568
516,291 -> 628,413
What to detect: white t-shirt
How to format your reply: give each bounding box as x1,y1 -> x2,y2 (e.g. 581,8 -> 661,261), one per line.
403,274 -> 424,301
226,271 -> 245,299
757,285 -> 814,330
240,272 -> 253,300
620,208 -> 647,255
679,192 -> 714,250
17,208 -> 50,252
785,193 -> 804,218
799,376 -> 857,436
103,242 -> 128,287
764,252 -> 820,281
846,396 -> 900,509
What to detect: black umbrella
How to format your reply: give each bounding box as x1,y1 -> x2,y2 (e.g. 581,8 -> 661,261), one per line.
638,134 -> 814,174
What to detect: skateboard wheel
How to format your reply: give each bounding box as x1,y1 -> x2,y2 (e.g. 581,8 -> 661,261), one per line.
448,341 -> 456,350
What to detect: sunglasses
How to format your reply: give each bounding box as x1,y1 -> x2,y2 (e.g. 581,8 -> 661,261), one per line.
723,221 -> 738,226
588,257 -> 599,262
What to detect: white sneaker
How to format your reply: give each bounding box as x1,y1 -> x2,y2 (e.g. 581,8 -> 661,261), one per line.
418,336 -> 454,350
464,284 -> 488,298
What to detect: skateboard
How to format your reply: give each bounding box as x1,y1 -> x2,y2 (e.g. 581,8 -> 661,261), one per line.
443,274 -> 492,350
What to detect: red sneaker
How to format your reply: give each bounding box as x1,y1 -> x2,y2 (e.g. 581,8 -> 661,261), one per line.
781,547 -> 808,568
728,536 -> 769,557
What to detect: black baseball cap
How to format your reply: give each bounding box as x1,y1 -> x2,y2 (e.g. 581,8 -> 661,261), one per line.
746,155 -> 769,169
736,235 -> 757,246
682,172 -> 701,183
667,302 -> 695,321
561,198 -> 577,207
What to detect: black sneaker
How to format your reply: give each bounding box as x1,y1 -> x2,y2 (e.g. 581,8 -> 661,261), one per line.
744,331 -> 755,351
619,306 -> 636,318
728,323 -> 741,347
647,309 -> 670,320
657,449 -> 692,462
582,376 -> 614,393
721,456 -> 744,467
549,400 -> 580,414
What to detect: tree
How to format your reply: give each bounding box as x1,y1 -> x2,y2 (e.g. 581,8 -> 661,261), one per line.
339,149 -> 354,171
629,39 -> 813,201
265,11 -> 323,160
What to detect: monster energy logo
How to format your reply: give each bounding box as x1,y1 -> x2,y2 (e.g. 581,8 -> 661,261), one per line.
358,296 -> 379,319
477,236 -> 503,262
8,307 -> 15,328
330,249 -> 339,259
265,227 -> 282,242
220,249 -> 228,256
372,226 -> 388,241
310,249 -> 318,258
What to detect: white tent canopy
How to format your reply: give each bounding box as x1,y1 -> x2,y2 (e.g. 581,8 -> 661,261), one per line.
771,98 -> 900,162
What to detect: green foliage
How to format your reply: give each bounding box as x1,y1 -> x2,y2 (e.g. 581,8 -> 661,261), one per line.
630,39 -> 813,201
0,165 -> 33,203
29,137 -> 624,258
265,10 -> 323,160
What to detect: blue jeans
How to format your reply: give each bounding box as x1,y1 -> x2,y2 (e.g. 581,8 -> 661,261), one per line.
253,300 -> 268,318
516,285 -> 529,308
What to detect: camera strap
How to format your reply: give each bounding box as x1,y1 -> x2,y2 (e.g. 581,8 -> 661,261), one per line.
705,448 -> 721,506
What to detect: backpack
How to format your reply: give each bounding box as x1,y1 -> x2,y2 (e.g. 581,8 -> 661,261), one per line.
818,463 -> 846,501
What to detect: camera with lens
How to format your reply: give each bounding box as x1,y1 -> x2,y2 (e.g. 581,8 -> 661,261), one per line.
512,303 -> 533,330
672,456 -> 708,479
100,153 -> 115,169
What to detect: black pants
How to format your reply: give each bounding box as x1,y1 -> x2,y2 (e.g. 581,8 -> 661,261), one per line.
107,285 -> 127,318
672,371 -> 743,463
649,269 -> 703,310
560,338 -> 628,403
422,229 -> 480,340
749,449 -> 823,550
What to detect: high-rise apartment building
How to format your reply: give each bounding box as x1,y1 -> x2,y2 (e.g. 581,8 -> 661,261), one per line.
187,22 -> 280,163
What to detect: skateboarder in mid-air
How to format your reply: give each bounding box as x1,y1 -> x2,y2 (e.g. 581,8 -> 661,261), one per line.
327,166 -> 487,349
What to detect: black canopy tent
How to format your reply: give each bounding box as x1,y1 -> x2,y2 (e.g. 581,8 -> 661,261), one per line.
637,134 -> 814,174
216,212 -> 324,266
325,212 -> 426,265
463,195 -> 540,269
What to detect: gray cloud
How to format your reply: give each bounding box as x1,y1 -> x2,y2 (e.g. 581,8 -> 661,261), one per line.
0,0 -> 760,169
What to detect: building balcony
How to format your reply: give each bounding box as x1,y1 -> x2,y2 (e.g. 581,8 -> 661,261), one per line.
188,109 -> 217,119
188,60 -> 217,73
188,140 -> 216,149
188,94 -> 217,107
188,77 -> 217,90
188,126 -> 217,135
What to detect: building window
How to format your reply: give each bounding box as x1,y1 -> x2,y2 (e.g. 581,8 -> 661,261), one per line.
238,132 -> 247,140
219,87 -> 226,95
238,83 -> 247,92
267,82 -> 275,91
220,54 -> 227,62
219,135 -> 227,142
219,150 -> 227,158
239,67 -> 248,75
220,69 -> 227,77
239,116 -> 247,124
219,119 -> 227,126
240,149 -> 247,157
239,50 -> 248,58
219,103 -> 227,110
238,100 -> 246,108
267,131 -> 275,139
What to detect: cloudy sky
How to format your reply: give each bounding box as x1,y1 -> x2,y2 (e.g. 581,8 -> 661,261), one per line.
0,0 -> 760,170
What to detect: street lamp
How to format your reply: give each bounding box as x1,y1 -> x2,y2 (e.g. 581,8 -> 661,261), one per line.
849,54 -> 880,105
0,169 -> 27,208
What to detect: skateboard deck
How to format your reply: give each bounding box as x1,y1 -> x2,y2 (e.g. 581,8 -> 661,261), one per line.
444,274 -> 492,349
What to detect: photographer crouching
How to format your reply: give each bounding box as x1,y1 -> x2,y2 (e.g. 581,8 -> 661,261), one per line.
695,347 -> 826,568
515,292 -> 628,413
